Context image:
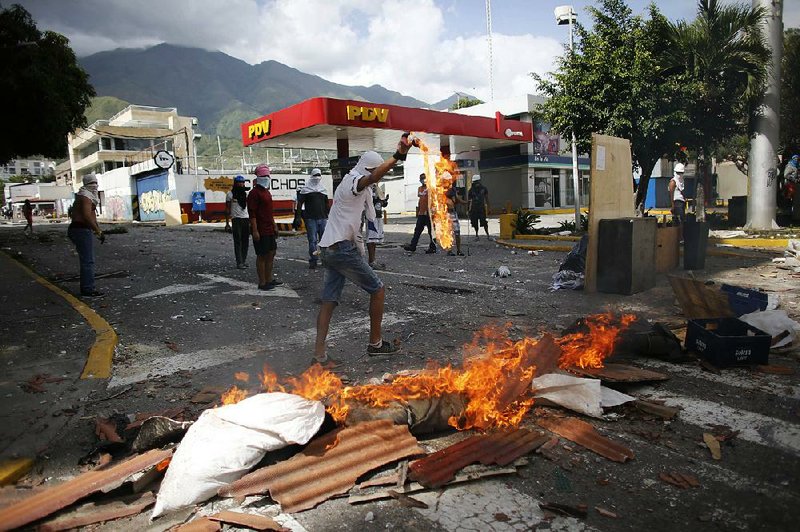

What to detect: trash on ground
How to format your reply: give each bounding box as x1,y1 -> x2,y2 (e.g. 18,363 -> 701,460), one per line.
532,373 -> 634,418
152,392 -> 325,518
633,400 -> 680,420
536,417 -> 635,463
409,429 -> 549,488
37,492 -> 155,531
659,471 -> 700,489
387,489 -> 429,509
595,506 -> 618,518
538,502 -> 588,519
702,432 -> 722,460
131,416 -> 193,453
739,310 -> 799,349
20,374 -> 66,394
493,265 -> 511,278
567,363 -> 669,383
685,318 -> 770,367
668,276 -> 735,319
551,235 -> 588,291
0,449 -> 172,530
219,419 -> 424,513
207,510 -> 287,531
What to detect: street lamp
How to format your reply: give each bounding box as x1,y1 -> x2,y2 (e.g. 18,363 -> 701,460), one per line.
555,5 -> 582,230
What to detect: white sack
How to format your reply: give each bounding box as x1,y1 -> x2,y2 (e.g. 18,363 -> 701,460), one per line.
152,392 -> 325,518
739,310 -> 800,349
532,373 -> 634,418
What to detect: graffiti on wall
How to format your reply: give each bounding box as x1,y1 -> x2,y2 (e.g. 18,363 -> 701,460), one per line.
105,195 -> 132,221
140,189 -> 171,214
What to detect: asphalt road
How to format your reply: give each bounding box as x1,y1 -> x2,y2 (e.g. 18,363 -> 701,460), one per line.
0,218 -> 798,532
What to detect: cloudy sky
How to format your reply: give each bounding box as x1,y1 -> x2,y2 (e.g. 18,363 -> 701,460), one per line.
16,0 -> 800,104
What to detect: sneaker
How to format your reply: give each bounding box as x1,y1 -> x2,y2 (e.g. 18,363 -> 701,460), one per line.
309,262 -> 317,270
81,290 -> 104,297
447,251 -> 455,256
236,263 -> 246,269
367,340 -> 400,356
402,244 -> 416,253
457,251 -> 465,256
267,279 -> 284,287
425,246 -> 437,254
258,283 -> 274,291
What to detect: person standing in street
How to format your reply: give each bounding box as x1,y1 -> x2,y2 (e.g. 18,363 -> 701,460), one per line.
366,183 -> 388,269
403,173 -> 436,254
669,163 -> 686,225
22,199 -> 33,236
225,175 -> 250,269
445,186 -> 466,256
467,175 -> 490,239
313,133 -> 415,366
294,168 -> 329,270
248,164 -> 282,290
67,174 -> 105,297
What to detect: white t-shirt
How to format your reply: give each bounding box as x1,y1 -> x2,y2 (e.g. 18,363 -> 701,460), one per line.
226,191 -> 248,219
319,172 -> 370,248
670,176 -> 685,202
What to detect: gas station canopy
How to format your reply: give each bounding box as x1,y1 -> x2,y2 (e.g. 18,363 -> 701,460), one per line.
240,97 -> 533,155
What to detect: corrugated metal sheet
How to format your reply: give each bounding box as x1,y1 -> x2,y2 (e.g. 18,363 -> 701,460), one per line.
409,429 -> 549,488
219,420 -> 424,513
570,362 -> 669,383
0,448 -> 172,531
536,417 -> 634,462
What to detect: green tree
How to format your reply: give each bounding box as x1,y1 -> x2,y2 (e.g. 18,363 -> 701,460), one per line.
0,4 -> 95,163
661,0 -> 769,204
450,96 -> 484,110
781,28 -> 800,168
532,0 -> 689,209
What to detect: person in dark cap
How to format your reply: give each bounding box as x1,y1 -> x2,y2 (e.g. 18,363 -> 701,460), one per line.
225,175 -> 250,269
467,174 -> 490,239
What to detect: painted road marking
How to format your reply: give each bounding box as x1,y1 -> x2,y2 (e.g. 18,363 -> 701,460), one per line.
413,478 -> 590,531
0,458 -> 34,487
135,274 -> 299,299
107,313 -> 410,388
637,359 -> 800,400
637,388 -> 800,456
277,256 -> 524,292
2,252 -> 117,379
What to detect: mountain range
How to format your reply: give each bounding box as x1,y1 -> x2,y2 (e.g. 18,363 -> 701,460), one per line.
79,44 -> 465,139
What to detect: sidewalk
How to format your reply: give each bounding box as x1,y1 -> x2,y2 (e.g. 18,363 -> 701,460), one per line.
0,251 -> 103,479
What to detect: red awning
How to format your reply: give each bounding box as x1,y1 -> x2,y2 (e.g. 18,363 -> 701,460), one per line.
240,97 -> 532,154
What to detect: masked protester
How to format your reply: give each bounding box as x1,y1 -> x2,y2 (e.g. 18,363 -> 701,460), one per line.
225,175 -> 250,269
669,163 -> 686,225
403,173 -> 436,254
467,175 -> 490,239
294,168 -> 329,269
68,174 -> 105,297
313,133 -> 415,367
248,164 -> 282,290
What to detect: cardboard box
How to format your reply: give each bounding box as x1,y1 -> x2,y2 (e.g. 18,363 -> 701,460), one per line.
685,318 -> 770,367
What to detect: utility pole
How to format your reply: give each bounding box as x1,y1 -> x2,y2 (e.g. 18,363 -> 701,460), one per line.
746,0 -> 783,230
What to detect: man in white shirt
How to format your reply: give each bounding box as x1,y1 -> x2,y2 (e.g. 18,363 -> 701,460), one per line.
313,133 -> 415,366
668,163 -> 686,225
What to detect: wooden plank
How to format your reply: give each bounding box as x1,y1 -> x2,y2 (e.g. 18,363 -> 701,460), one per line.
667,276 -> 734,319
585,134 -> 635,292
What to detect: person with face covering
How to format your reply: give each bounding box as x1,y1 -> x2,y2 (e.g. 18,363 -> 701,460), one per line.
248,164 -> 282,290
68,174 -> 105,297
294,168 -> 329,269
312,133 -> 415,366
668,163 -> 686,225
402,173 -> 436,254
225,175 -> 250,269
467,175 -> 490,239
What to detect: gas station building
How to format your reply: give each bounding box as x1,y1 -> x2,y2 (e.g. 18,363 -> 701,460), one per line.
240,96 -> 590,214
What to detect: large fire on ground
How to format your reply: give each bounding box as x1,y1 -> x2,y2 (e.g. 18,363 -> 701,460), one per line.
414,134 -> 459,250
220,312 -> 636,430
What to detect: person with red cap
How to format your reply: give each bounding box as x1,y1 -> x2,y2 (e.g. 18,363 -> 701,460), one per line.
248,164 -> 282,290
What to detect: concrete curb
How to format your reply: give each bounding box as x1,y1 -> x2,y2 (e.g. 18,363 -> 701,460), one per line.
496,240 -> 574,253
2,252 -> 117,379
0,458 -> 34,486
513,234 -> 581,242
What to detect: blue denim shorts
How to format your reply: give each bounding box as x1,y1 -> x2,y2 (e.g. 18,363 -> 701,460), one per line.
320,240 -> 383,303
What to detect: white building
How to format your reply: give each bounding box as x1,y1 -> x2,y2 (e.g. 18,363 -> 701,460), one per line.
0,157 -> 56,181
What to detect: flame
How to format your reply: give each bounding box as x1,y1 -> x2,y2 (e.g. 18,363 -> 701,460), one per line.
556,312 -> 636,369
415,134 -> 459,250
156,457 -> 171,472
217,313 -> 636,427
220,385 -> 248,405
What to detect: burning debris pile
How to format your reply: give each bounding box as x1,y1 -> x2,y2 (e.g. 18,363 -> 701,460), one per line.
0,313 -> 649,529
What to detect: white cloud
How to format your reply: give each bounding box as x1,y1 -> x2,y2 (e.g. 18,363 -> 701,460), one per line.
17,0 -> 563,103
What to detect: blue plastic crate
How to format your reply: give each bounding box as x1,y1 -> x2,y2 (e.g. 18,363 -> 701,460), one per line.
685,318 -> 770,367
720,284 -> 769,317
